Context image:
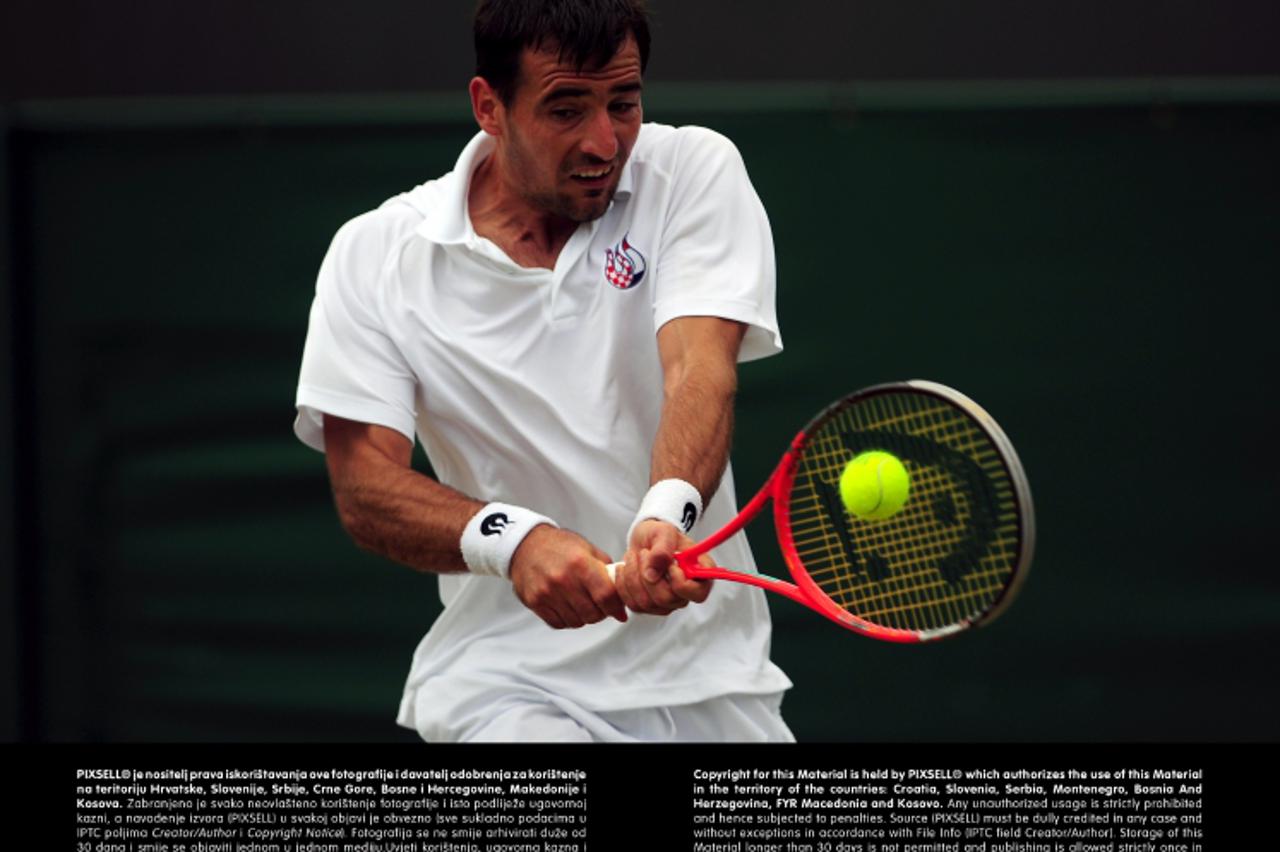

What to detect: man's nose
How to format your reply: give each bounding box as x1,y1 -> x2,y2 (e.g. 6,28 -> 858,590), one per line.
579,109 -> 619,161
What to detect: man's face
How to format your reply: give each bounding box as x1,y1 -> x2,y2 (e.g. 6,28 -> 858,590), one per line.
497,35 -> 644,223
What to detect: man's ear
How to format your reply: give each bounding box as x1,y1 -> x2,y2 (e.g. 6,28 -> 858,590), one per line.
469,76 -> 505,137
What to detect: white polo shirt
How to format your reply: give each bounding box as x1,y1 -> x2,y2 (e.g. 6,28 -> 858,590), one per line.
295,123 -> 792,736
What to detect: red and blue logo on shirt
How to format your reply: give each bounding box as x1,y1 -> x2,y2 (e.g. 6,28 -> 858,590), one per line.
604,234 -> 646,290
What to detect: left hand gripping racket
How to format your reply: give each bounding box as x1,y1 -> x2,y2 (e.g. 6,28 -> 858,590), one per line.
611,381 -> 1035,642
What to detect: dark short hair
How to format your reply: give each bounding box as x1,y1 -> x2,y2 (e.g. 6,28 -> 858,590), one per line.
474,0 -> 651,103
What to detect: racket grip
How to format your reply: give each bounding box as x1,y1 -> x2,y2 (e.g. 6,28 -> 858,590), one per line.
604,561 -> 621,582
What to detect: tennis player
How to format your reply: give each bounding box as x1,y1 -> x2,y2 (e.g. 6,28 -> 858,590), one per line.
293,0 -> 793,741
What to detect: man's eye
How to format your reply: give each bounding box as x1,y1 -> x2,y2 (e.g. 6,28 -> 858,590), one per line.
551,108 -> 579,120
611,102 -> 638,114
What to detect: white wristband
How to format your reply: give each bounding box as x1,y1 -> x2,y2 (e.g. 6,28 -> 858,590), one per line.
460,503 -> 558,579
626,479 -> 704,544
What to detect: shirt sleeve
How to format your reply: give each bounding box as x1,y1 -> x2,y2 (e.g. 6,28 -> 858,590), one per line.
652,127 -> 782,363
293,210 -> 419,452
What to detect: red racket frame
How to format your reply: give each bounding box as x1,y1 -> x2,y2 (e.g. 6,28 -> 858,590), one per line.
674,379 -> 1038,641
670,429 -> 946,642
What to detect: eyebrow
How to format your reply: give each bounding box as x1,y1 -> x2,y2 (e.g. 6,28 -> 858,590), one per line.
541,81 -> 643,104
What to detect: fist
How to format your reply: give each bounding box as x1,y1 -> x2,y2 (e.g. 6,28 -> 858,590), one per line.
613,519 -> 714,616
509,525 -> 627,629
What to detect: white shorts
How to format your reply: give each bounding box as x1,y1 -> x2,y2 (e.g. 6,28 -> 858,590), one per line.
405,684 -> 794,743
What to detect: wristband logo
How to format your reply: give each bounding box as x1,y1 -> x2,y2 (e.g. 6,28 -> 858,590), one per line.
681,502 -> 698,533
604,234 -> 646,290
480,513 -> 511,536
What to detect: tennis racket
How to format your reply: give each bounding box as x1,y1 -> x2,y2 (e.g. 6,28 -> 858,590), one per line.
609,380 -> 1034,642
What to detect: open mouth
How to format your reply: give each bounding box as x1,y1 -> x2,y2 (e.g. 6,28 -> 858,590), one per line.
569,163 -> 615,184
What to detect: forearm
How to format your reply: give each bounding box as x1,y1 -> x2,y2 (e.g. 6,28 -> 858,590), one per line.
649,317 -> 745,502
332,461 -> 482,574
322,418 -> 623,627
324,416 -> 481,574
649,358 -> 736,502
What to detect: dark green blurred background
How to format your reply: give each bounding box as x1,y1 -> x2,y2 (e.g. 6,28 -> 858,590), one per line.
4,83 -> 1277,743
3,0 -> 1279,743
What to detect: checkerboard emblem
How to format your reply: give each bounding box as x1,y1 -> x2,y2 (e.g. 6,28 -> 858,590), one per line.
604,234 -> 646,290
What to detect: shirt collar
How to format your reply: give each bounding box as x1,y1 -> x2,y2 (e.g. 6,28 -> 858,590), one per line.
415,129 -> 636,246
414,131 -> 493,246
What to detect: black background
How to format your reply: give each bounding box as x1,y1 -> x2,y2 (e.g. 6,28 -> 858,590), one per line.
4,1 -> 1280,99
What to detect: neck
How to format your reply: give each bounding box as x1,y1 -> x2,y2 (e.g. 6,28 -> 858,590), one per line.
468,153 -> 577,269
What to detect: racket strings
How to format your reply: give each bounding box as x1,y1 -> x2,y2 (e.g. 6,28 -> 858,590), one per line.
786,391 -> 1021,635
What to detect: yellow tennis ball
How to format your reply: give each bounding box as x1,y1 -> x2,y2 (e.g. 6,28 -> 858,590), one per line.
840,450 -> 911,520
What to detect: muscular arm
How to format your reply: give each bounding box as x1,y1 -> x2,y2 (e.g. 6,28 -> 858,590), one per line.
649,316 -> 746,501
323,416 -> 626,627
615,316 -> 746,614
323,416 -> 480,573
